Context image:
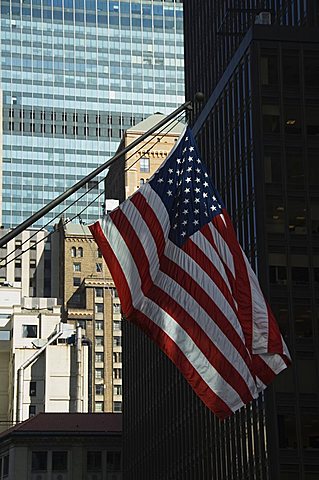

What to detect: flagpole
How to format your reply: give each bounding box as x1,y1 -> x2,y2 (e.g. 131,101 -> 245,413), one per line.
0,98 -> 198,248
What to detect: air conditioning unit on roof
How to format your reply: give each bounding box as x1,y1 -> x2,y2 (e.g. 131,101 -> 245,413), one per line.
255,11 -> 271,25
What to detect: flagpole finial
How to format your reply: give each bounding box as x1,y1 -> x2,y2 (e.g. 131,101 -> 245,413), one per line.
195,92 -> 205,103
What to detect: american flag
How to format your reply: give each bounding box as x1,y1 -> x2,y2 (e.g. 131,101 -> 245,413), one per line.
90,126 -> 290,419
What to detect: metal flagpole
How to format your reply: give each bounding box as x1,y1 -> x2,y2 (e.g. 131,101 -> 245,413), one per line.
0,98 -> 198,248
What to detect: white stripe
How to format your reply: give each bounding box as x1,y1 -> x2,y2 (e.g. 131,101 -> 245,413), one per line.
208,223 -> 236,277
191,229 -> 234,299
105,202 -> 256,395
258,353 -> 288,375
102,217 -> 253,411
112,197 -> 256,395
165,240 -> 246,344
242,252 -> 269,354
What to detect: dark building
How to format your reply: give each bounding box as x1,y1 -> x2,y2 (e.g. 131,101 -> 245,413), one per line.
123,2 -> 319,480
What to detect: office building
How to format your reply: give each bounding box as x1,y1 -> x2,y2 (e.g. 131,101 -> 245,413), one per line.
0,0 -> 184,229
0,227 -> 52,297
122,2 -> 319,479
0,292 -> 89,431
0,412 -> 122,480
52,221 -> 123,414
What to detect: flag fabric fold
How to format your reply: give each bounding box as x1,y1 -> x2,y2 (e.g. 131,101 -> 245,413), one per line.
89,125 -> 290,419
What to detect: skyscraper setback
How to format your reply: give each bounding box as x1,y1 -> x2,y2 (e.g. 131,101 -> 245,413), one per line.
0,0 -> 184,228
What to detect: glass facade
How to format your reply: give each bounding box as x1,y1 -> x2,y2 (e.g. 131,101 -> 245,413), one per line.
0,0 -> 184,228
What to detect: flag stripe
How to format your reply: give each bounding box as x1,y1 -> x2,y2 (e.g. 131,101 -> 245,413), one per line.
109,201 -> 257,403
98,215 -> 251,412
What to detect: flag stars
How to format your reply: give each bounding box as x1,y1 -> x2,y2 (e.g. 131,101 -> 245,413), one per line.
195,177 -> 200,183
189,146 -> 194,152
168,179 -> 173,184
183,198 -> 189,204
185,177 -> 191,183
168,168 -> 173,174
196,168 -> 201,173
183,209 -> 188,214
158,178 -> 164,183
182,220 -> 187,226
184,187 -> 190,193
203,192 -> 208,198
195,187 -> 200,193
187,166 -> 192,172
203,181 -> 209,187
167,190 -> 173,196
188,156 -> 193,162
194,198 -> 200,204
177,158 -> 181,164
193,219 -> 199,226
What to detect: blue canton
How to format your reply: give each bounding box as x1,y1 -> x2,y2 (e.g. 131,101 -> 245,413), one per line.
149,126 -> 224,247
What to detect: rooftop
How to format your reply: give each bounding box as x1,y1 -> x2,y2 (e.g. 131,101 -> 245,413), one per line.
127,113 -> 185,135
0,413 -> 122,440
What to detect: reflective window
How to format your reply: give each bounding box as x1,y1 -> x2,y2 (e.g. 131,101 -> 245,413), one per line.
301,414 -> 319,448
260,54 -> 278,86
306,106 -> 319,135
278,414 -> 297,448
263,104 -> 280,133
266,196 -> 285,233
264,149 -> 282,184
87,451 -> 102,471
283,53 -> 300,87
32,452 -> 48,472
288,198 -> 307,234
52,452 -> 68,472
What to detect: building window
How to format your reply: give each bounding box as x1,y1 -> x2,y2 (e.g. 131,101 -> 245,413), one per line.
113,352 -> 122,363
22,325 -> 38,338
97,249 -> 102,258
260,54 -> 278,86
95,352 -> 104,363
140,178 -> 145,187
113,368 -> 122,379
113,385 -> 122,396
95,287 -> 103,297
95,303 -> 104,313
30,381 -> 36,397
96,320 -> 103,331
263,104 -> 280,133
278,414 -> 297,448
140,156 -> 150,172
87,451 -> 102,471
95,368 -> 104,379
107,452 -> 121,472
113,320 -> 121,331
52,451 -> 68,471
73,113 -> 78,122
73,277 -> 81,287
95,384 -> 104,395
29,405 -> 36,417
113,303 -> 121,313
30,241 -> 37,250
2,455 -> 9,476
30,259 -> 36,269
95,337 -> 104,347
77,320 -> 86,329
31,451 -> 48,472
73,262 -> 81,272
95,401 -> 104,412
113,401 -> 122,412
78,247 -> 83,257
15,259 -> 22,268
73,126 -> 78,135
71,247 -> 76,257
96,263 -> 102,272
113,336 -> 122,347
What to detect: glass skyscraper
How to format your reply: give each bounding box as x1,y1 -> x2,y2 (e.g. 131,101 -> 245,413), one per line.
0,0 -> 184,228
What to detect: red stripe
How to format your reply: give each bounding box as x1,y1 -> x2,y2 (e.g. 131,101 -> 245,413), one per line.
160,253 -> 252,368
251,355 -> 278,385
182,235 -> 238,314
88,222 -> 133,318
109,206 -> 255,403
266,302 -> 285,354
110,206 -> 154,295
146,280 -> 255,405
213,210 -> 253,351
132,308 -> 234,419
130,192 -> 166,258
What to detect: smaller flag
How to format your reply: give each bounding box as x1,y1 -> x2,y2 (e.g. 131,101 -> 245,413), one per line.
90,126 -> 290,419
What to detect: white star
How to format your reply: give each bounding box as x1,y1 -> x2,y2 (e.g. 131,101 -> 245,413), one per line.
204,211 -> 208,216
189,146 -> 194,152
203,192 -> 208,198
177,158 -> 181,164
182,147 -> 187,154
195,187 -> 200,193
195,177 -> 200,183
187,166 -> 192,172
185,136 -> 188,140
211,205 -> 217,211
196,168 -> 201,173
194,209 -> 199,214
212,196 -> 216,201
185,177 -> 191,183
167,190 -> 172,196
183,198 -> 189,204
193,219 -> 199,225
188,156 -> 193,162
175,212 -> 179,218
204,173 -> 208,177
176,170 -> 180,176
168,179 -> 173,184
194,198 -> 200,204
158,178 -> 164,183
168,168 -> 173,174
203,181 -> 208,187
183,209 -> 188,214
182,220 -> 187,226
181,231 -> 186,237
184,187 -> 190,193
218,204 -> 222,208
196,158 -> 201,163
